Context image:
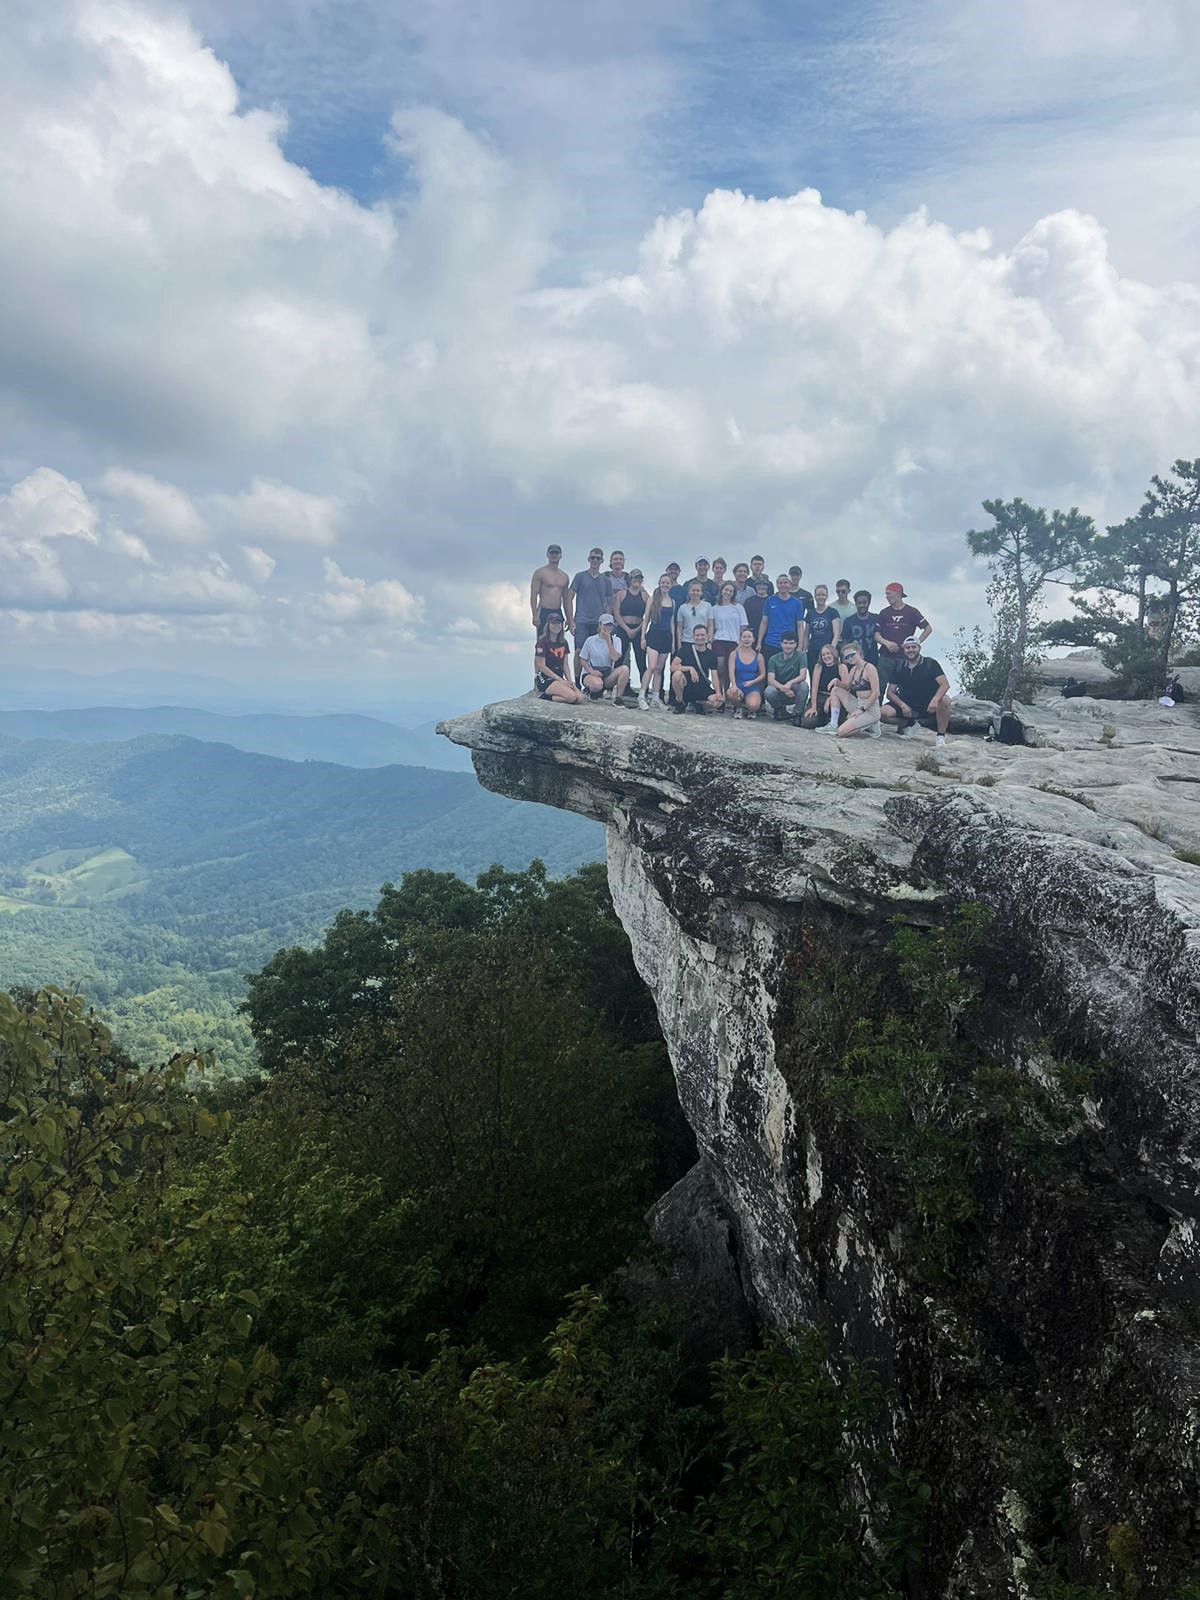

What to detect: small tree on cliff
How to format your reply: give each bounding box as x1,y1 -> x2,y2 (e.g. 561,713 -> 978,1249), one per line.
965,499 -> 1094,712
1067,459 -> 1200,688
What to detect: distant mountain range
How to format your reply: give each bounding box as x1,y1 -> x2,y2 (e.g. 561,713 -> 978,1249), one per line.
0,730 -> 601,1071
0,706 -> 472,771
0,664 -> 460,724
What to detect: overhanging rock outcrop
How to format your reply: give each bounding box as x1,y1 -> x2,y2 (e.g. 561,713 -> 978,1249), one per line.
440,693 -> 1200,1596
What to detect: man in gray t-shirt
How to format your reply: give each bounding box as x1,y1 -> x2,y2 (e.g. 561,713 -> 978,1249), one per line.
569,546 -> 613,681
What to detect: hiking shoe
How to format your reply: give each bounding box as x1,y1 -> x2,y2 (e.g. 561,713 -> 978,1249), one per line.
671,703 -> 687,714
895,725 -> 911,738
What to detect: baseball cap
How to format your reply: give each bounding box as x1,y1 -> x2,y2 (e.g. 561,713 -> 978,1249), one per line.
547,543 -> 562,554
886,581 -> 906,595
902,634 -> 921,646
598,612 -> 615,624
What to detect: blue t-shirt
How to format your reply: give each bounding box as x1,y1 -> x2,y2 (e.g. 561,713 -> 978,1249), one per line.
761,594 -> 805,647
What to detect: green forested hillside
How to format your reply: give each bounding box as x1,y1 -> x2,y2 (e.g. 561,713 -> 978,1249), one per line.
0,733 -> 601,1068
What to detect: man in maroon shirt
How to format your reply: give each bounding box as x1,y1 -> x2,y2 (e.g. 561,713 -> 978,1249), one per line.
874,582 -> 931,693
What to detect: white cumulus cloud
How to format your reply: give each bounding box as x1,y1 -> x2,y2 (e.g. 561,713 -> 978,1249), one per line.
214,480 -> 344,547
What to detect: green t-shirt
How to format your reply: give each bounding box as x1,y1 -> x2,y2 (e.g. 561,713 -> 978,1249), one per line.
768,650 -> 807,686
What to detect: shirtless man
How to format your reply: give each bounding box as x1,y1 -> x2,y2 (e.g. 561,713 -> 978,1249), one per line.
530,544 -> 573,634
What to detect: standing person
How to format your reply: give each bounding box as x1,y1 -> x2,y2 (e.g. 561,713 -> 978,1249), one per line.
732,562 -> 755,603
579,615 -> 632,703
710,582 -> 748,675
802,643 -> 846,728
641,575 -> 677,709
743,576 -> 771,639
677,580 -> 714,650
692,558 -> 718,603
671,623 -> 724,713
840,590 -> 879,665
616,569 -> 648,694
758,575 -> 806,656
569,548 -> 613,682
530,544 -> 572,633
711,557 -> 729,597
875,582 -> 932,695
667,563 -> 689,605
788,566 -> 815,610
881,638 -> 951,743
534,613 -> 584,704
835,578 -> 852,611
805,585 -> 842,670
748,555 -> 774,596
726,626 -> 766,719
829,640 -> 881,738
764,633 -> 809,722
606,550 -> 629,595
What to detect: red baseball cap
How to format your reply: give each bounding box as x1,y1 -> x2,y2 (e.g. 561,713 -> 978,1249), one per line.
885,581 -> 906,596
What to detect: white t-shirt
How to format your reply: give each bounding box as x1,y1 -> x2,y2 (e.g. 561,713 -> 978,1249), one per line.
580,633 -> 619,673
711,602 -> 748,642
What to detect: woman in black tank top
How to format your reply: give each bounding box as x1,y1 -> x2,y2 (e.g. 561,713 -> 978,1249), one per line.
617,572 -> 648,695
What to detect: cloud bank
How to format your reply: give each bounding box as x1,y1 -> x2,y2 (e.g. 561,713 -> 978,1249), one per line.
0,0 -> 1197,695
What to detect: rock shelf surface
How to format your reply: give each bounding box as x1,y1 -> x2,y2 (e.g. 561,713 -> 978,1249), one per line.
440,692 -> 1200,1596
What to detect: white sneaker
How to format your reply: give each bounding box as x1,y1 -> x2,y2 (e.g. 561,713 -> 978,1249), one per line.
869,722 -> 882,739
732,707 -> 743,720
652,694 -> 665,709
817,723 -> 836,733
936,733 -> 946,746
637,692 -> 649,710
895,725 -> 911,739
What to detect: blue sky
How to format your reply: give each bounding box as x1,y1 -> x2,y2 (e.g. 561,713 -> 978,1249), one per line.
0,0 -> 1196,707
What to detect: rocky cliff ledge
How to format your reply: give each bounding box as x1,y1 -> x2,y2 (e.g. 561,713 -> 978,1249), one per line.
440,694 -> 1200,1595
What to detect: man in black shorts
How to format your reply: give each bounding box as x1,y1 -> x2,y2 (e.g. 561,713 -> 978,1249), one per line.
530,543 -> 572,634
670,623 -> 724,713
881,637 -> 951,744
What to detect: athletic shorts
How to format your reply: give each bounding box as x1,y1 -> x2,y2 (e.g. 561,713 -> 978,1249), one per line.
646,628 -> 672,653
536,671 -> 562,697
711,639 -> 736,662
537,606 -> 565,631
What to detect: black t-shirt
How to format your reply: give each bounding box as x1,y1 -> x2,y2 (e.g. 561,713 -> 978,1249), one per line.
806,606 -> 840,650
676,644 -> 716,681
841,611 -> 879,662
536,636 -> 569,678
891,656 -> 946,707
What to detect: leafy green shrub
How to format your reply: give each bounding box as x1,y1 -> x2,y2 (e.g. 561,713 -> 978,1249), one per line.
0,991 -> 358,1599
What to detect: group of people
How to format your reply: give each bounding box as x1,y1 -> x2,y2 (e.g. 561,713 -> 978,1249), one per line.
529,547 -> 952,743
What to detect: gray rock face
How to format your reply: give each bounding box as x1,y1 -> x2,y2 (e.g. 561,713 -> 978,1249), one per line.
440,693 -> 1200,1595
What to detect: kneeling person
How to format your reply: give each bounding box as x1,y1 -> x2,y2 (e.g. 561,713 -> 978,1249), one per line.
534,613 -> 584,704
671,623 -> 724,713
829,641 -> 881,737
881,638 -> 950,742
764,633 -> 809,721
579,614 -> 631,702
